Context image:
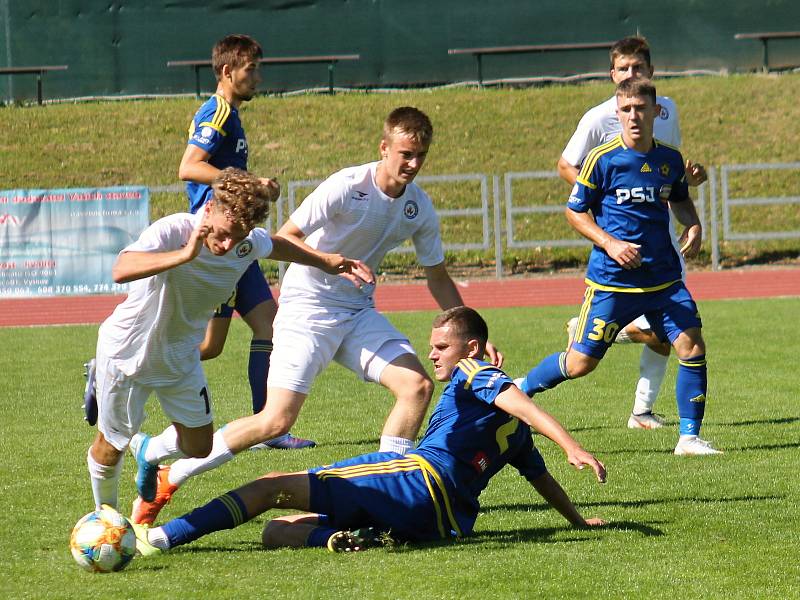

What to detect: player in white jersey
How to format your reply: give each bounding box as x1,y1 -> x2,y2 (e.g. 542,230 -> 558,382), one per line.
556,36 -> 707,431
129,107 -> 504,525
86,168 -> 370,512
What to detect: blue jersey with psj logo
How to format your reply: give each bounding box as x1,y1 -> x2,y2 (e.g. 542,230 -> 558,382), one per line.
412,358 -> 547,531
568,134 -> 690,290
186,94 -> 248,213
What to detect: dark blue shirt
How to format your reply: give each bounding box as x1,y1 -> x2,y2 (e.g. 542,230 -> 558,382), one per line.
185,94 -> 248,213
412,358 -> 547,533
568,135 -> 689,291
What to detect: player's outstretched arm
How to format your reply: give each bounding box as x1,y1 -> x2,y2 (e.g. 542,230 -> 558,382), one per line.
112,219 -> 210,283
269,234 -> 374,287
494,384 -> 607,483
530,472 -> 607,527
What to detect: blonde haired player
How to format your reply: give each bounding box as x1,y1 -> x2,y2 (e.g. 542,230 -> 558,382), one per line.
87,168 -> 370,511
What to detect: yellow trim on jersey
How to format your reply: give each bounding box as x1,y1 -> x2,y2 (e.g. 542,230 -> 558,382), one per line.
584,278 -> 681,294
577,135 -> 624,189
456,358 -> 493,389
315,457 -> 420,480
575,287 -> 595,343
195,94 -> 231,136
407,454 -> 463,538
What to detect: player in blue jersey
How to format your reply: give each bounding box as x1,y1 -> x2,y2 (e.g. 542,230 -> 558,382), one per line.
557,36 -> 708,432
131,306 -> 606,555
84,35 -> 309,451
177,34 -> 312,451
518,79 -> 721,457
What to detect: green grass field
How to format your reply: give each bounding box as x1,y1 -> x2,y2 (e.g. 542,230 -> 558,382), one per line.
1,298 -> 797,599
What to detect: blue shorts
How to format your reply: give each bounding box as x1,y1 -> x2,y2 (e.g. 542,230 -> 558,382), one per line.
572,281 -> 701,359
308,451 -> 452,542
214,260 -> 273,319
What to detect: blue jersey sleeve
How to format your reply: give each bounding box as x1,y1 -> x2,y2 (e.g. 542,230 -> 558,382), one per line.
452,359 -> 514,405
665,154 -> 690,203
567,157 -> 604,214
188,96 -> 231,157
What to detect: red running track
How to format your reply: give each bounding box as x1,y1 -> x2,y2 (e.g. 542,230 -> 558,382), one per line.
1,267 -> 798,328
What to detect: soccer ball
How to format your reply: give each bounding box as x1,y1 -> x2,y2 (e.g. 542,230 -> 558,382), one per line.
70,507 -> 137,573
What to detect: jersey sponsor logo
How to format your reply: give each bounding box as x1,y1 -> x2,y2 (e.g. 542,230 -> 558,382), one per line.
659,163 -> 670,177
640,162 -> 652,173
616,186 -> 656,204
660,105 -> 669,120
568,183 -> 581,204
235,239 -> 253,258
470,451 -> 489,473
403,199 -> 419,219
658,184 -> 672,201
486,371 -> 503,389
235,138 -> 247,153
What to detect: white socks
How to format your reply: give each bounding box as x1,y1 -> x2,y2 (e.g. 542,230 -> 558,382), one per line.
632,345 -> 669,414
87,447 -> 124,510
167,429 -> 234,487
144,426 -> 186,463
379,435 -> 414,455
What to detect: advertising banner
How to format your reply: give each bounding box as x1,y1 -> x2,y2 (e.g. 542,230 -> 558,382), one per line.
0,186 -> 149,297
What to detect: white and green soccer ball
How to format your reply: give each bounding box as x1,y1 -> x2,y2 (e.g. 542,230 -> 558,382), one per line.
70,507 -> 137,573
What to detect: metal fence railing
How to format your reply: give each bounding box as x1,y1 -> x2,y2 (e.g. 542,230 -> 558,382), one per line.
146,162 -> 799,278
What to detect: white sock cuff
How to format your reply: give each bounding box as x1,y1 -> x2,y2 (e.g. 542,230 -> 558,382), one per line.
379,435 -> 414,455
87,447 -> 123,479
167,429 -> 233,487
145,426 -> 185,463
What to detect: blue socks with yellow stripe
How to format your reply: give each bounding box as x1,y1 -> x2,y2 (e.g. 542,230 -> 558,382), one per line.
161,491 -> 249,549
676,354 -> 707,436
520,352 -> 569,397
248,339 -> 272,413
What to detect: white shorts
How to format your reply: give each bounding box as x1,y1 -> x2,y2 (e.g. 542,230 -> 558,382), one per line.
268,304 -> 415,394
95,351 -> 214,451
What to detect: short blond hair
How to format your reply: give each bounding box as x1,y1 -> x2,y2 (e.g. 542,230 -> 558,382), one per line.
211,167 -> 274,230
382,106 -> 433,146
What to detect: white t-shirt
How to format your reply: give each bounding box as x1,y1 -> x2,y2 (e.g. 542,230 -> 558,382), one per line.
97,211 -> 273,384
562,95 -> 681,167
279,161 -> 445,310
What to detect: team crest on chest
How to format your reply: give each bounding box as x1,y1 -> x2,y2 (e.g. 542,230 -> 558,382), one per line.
403,199 -> 419,219
660,105 -> 669,120
659,163 -> 670,177
235,239 -> 253,258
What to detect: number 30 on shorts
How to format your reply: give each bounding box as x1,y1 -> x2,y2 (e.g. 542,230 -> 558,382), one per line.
587,318 -> 620,343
